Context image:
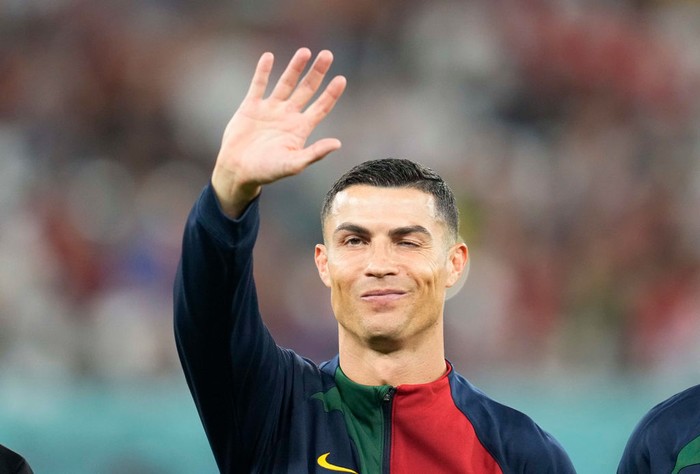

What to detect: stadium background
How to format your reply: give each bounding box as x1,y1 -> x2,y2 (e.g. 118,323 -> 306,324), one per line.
1,0 -> 699,472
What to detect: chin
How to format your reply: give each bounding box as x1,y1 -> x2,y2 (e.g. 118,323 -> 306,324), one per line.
364,333 -> 403,354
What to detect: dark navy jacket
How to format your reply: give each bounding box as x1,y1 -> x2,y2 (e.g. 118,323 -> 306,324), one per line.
618,384 -> 700,474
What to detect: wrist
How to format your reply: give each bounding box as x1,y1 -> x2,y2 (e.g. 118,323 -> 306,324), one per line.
211,167 -> 261,218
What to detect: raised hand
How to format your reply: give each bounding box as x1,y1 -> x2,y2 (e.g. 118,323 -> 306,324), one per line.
211,48 -> 347,217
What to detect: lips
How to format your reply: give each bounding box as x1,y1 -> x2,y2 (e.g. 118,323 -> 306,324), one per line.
362,289 -> 405,296
361,289 -> 407,302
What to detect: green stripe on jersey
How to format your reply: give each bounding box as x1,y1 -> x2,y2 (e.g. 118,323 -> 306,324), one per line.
311,367 -> 393,473
672,435 -> 700,474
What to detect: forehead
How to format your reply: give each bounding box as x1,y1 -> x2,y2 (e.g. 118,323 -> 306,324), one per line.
325,185 -> 439,228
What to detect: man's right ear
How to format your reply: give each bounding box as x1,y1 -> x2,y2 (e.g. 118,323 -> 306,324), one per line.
314,244 -> 331,288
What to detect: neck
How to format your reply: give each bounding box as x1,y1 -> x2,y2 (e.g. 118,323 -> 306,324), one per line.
338,330 -> 446,386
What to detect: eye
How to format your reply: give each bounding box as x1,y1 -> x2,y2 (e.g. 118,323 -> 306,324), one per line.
397,240 -> 420,248
343,236 -> 365,247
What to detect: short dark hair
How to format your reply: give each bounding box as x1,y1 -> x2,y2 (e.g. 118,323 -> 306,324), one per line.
321,158 -> 459,240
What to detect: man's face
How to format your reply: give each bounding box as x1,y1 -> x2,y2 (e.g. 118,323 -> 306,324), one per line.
314,185 -> 468,351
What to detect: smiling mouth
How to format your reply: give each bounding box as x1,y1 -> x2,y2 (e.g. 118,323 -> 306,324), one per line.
361,290 -> 407,302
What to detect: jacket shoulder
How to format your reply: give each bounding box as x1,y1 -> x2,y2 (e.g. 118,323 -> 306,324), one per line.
618,384 -> 700,474
448,370 -> 577,473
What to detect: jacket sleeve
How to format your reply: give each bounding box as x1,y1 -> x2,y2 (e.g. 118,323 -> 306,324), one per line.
497,416 -> 578,473
173,184 -> 287,472
522,429 -> 578,474
617,419 -> 651,474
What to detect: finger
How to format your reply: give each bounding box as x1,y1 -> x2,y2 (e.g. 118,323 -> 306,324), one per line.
303,75 -> 347,126
298,138 -> 342,168
269,48 -> 313,101
244,52 -> 274,101
288,50 -> 334,108
282,139 -> 341,177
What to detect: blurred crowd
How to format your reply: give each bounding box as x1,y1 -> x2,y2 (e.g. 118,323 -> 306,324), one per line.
1,0 -> 699,383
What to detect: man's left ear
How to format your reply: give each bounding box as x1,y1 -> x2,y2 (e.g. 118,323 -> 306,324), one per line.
314,244 -> 331,288
446,242 -> 469,288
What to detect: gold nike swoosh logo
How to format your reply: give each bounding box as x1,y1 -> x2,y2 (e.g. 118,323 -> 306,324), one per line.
316,452 -> 358,473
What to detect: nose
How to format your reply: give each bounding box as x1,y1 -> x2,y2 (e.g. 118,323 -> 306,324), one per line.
364,244 -> 398,278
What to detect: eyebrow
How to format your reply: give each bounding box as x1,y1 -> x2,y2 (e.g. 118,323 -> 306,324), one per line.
334,223 -> 370,237
389,225 -> 432,240
333,223 -> 432,240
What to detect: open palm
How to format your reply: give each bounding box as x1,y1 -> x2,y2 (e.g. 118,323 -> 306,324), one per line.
212,48 -> 346,216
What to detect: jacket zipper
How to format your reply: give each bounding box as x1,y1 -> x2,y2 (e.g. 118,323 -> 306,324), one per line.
381,387 -> 396,474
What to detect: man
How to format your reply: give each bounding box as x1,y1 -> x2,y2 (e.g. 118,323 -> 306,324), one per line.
617,384 -> 700,473
174,48 -> 576,473
0,444 -> 34,474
